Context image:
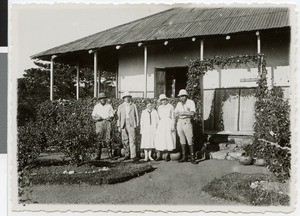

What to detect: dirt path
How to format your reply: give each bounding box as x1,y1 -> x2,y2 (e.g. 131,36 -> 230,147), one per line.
29,160 -> 269,204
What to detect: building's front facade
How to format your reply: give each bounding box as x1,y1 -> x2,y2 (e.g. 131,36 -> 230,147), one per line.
118,28 -> 290,132
32,7 -> 291,134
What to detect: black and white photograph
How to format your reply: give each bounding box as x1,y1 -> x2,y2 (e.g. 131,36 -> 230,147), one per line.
9,1 -> 296,212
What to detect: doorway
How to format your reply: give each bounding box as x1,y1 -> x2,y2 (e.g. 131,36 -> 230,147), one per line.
155,67 -> 188,98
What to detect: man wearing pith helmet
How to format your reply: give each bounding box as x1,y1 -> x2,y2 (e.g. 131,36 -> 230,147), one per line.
92,92 -> 115,160
174,89 -> 197,164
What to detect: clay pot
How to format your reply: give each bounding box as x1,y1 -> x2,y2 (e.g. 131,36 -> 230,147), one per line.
139,151 -> 145,159
170,152 -> 181,161
151,151 -> 157,159
120,148 -> 126,157
255,158 -> 266,166
196,150 -> 207,160
239,155 -> 253,165
113,149 -> 119,157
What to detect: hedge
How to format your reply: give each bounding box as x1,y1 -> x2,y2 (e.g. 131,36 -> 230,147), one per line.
17,97 -> 205,168
245,87 -> 291,182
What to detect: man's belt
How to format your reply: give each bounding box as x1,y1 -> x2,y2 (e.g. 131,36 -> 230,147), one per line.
178,117 -> 191,120
98,118 -> 111,122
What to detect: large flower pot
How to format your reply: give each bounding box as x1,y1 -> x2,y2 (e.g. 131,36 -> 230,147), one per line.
139,151 -> 145,159
255,158 -> 266,166
170,152 -> 181,161
239,155 -> 253,165
120,148 -> 126,157
151,151 -> 157,159
113,149 -> 119,157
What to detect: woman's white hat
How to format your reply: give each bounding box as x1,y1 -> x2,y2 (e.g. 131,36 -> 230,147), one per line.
159,94 -> 168,101
177,89 -> 188,97
122,91 -> 132,99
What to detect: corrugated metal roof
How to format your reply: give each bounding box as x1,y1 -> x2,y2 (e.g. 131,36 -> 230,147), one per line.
32,7 -> 290,60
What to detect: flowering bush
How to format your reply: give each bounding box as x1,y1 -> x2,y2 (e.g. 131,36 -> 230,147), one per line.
245,57 -> 291,182
17,121 -> 45,170
246,86 -> 291,182
18,96 -> 206,166
36,99 -> 99,164
188,54 -> 291,181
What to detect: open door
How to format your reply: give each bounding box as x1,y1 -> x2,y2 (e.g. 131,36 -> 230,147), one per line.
155,68 -> 166,97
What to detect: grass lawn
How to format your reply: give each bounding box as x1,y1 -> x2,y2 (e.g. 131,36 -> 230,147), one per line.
202,172 -> 290,206
29,160 -> 155,185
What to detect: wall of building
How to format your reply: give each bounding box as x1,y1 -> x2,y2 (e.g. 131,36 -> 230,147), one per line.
118,29 -> 290,97
118,40 -> 200,98
118,29 -> 290,132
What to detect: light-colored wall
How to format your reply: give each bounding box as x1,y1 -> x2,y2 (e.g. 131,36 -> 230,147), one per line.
118,29 -> 290,97
118,41 -> 199,97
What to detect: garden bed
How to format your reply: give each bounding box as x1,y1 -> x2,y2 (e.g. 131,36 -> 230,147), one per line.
202,172 -> 290,206
29,161 -> 155,185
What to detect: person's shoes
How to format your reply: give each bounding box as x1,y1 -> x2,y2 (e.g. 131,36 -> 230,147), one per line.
123,156 -> 130,161
190,154 -> 198,164
165,153 -> 170,162
132,157 -> 139,163
108,152 -> 117,160
178,144 -> 187,163
94,153 -> 101,161
149,157 -> 154,161
155,157 -> 162,161
178,157 -> 187,163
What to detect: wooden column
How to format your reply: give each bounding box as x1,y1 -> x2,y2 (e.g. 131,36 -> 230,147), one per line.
76,63 -> 80,100
115,69 -> 119,98
98,69 -> 101,94
256,31 -> 261,54
50,55 -> 56,101
200,40 -> 204,61
94,51 -> 98,98
200,40 -> 204,133
144,46 -> 148,98
218,68 -> 222,88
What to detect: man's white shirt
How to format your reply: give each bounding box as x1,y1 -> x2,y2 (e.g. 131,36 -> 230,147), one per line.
92,103 -> 114,120
175,99 -> 196,118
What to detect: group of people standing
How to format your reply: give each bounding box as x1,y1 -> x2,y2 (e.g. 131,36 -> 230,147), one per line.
92,89 -> 197,164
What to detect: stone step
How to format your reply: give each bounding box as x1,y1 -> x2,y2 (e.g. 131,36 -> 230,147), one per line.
208,134 -> 253,147
209,150 -> 245,161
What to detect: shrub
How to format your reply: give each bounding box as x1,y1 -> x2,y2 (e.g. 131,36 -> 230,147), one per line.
17,121 -> 45,170
30,163 -> 155,185
36,99 -> 99,164
202,172 -> 290,206
245,60 -> 291,182
20,96 -> 205,166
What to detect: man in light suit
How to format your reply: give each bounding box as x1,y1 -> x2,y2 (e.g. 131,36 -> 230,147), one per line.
117,92 -> 139,162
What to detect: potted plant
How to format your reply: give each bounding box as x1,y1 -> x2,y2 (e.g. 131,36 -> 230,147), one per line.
239,153 -> 253,165
170,152 -> 181,161
254,158 -> 266,166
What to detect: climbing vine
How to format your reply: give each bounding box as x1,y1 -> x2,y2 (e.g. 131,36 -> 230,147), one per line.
187,54 -> 261,128
187,54 -> 291,181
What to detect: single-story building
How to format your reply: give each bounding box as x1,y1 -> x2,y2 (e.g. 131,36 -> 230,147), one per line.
32,7 -> 291,134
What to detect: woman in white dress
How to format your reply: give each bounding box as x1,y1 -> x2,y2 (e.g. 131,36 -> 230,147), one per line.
140,99 -> 159,161
155,94 -> 176,161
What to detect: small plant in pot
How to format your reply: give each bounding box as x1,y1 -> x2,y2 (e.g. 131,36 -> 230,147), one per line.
254,158 -> 266,166
239,152 -> 253,165
170,152 -> 181,161
139,151 -> 145,159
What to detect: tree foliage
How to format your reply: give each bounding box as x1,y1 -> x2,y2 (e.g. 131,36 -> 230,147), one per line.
17,61 -> 116,126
